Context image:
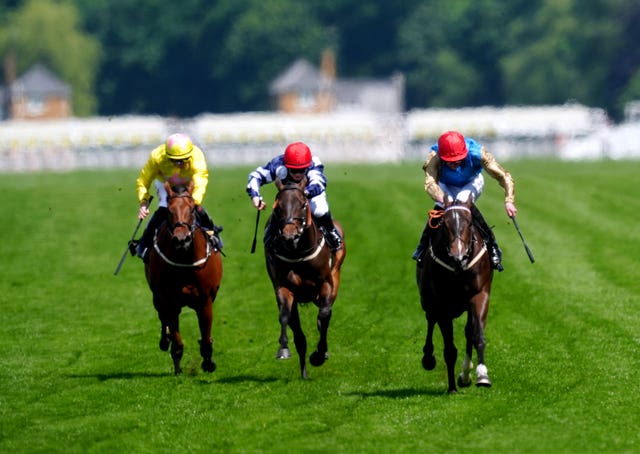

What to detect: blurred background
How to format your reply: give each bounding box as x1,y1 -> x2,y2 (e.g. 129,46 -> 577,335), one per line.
1,0 -> 639,171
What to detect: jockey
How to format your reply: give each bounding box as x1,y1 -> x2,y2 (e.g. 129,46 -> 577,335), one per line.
246,141 -> 343,251
129,133 -> 221,262
412,131 -> 517,271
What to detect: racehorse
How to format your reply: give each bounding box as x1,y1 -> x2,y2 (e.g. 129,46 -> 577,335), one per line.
416,198 -> 493,393
145,181 -> 223,375
264,177 -> 346,379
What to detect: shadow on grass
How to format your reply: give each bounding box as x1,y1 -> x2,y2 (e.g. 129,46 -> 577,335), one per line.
67,372 -> 171,381
345,387 -> 448,398
66,372 -> 282,384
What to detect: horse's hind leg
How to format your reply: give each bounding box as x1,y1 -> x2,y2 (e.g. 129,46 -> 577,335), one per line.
310,303 -> 331,367
197,301 -> 216,373
422,318 -> 437,371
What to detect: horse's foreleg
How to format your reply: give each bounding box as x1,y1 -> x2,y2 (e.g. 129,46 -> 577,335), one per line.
197,300 -> 216,373
275,289 -> 293,360
422,316 -> 436,371
439,320 -> 458,394
457,315 -> 474,388
310,302 -> 332,367
471,294 -> 491,387
165,311 -> 183,376
170,329 -> 184,376
288,303 -> 308,379
154,295 -> 171,351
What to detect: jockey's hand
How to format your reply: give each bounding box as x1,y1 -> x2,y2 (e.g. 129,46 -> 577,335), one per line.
505,201 -> 517,218
138,203 -> 150,220
252,196 -> 266,210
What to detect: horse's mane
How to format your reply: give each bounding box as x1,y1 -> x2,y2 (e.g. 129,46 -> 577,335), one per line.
171,184 -> 190,195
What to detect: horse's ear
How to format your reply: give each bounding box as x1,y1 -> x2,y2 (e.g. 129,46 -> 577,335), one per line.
165,181 -> 174,196
275,178 -> 284,192
187,180 -> 195,194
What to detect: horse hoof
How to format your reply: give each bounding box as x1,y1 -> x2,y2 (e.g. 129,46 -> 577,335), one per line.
276,348 -> 291,360
201,360 -> 217,373
174,367 -> 182,376
447,388 -> 458,395
159,337 -> 170,351
457,374 -> 472,388
309,351 -> 328,367
422,354 -> 436,371
476,376 -> 492,387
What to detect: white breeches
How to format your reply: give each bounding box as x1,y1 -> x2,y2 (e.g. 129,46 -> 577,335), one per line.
154,180 -> 169,208
438,173 -> 485,206
310,192 -> 329,217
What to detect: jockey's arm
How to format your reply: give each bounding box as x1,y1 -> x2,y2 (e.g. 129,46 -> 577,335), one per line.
480,148 -> 517,216
423,151 -> 445,205
190,148 -> 209,205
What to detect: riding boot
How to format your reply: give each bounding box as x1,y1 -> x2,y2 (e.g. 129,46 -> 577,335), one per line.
133,207 -> 167,262
196,206 -> 223,249
316,212 -> 343,252
412,220 -> 431,266
471,205 -> 504,272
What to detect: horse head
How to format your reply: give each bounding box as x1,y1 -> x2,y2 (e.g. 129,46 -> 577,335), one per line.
165,180 -> 196,251
442,199 -> 475,269
273,176 -> 312,248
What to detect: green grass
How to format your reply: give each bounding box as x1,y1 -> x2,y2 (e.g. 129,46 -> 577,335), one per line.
1,160 -> 639,453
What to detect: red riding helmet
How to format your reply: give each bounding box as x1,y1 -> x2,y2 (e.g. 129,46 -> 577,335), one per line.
283,142 -> 312,169
437,131 -> 468,162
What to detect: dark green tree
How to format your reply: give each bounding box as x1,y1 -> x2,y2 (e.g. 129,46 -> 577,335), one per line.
0,0 -> 100,115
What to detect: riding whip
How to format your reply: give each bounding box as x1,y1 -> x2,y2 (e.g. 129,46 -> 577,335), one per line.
510,215 -> 535,264
250,209 -> 261,254
114,196 -> 153,275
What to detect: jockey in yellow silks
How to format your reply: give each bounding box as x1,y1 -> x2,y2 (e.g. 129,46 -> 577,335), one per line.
130,133 -> 221,261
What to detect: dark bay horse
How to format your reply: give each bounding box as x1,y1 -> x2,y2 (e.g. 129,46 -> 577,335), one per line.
416,199 -> 493,393
145,181 -> 223,375
264,177 -> 346,379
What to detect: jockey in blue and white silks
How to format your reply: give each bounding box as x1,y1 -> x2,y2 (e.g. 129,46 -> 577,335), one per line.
246,142 -> 343,251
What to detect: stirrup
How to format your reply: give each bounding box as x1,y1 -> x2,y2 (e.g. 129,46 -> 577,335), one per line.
491,247 -> 504,272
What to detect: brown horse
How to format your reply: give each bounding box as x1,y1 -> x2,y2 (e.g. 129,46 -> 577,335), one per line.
416,198 -> 493,393
264,177 -> 346,378
145,181 -> 223,375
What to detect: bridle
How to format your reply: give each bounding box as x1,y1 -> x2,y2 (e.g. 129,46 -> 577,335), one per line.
271,185 -> 325,262
275,186 -> 309,232
153,191 -> 212,267
428,205 -> 487,272
167,192 -> 196,239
